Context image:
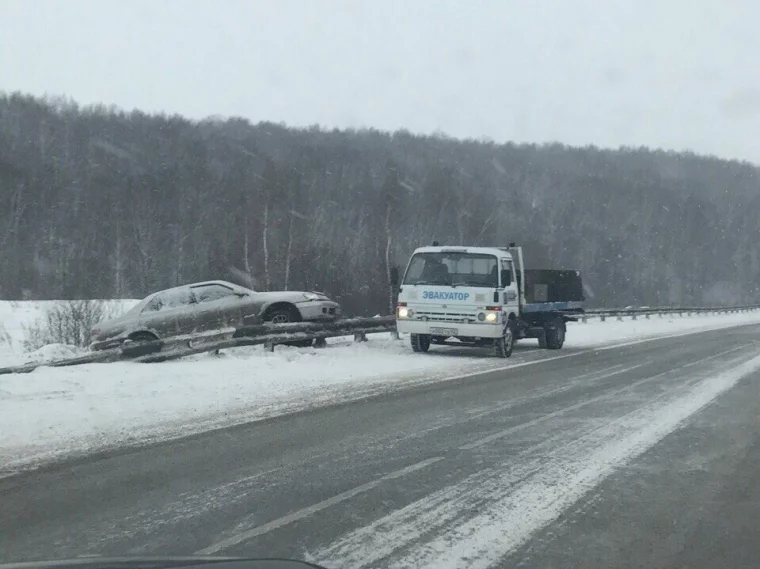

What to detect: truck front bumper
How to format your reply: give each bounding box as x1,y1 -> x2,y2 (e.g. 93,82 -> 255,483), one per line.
396,319 -> 503,338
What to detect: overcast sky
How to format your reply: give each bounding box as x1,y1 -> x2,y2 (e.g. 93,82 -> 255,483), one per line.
2,0 -> 759,163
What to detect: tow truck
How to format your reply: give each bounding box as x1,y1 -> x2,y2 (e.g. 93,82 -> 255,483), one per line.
395,243 -> 584,357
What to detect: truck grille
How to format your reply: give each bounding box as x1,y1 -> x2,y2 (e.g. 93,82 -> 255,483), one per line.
413,310 -> 478,323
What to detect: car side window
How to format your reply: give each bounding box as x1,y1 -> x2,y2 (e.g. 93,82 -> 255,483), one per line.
192,284 -> 235,303
142,295 -> 164,312
163,287 -> 194,308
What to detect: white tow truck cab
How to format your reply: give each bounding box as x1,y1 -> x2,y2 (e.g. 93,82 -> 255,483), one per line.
395,243 -> 584,357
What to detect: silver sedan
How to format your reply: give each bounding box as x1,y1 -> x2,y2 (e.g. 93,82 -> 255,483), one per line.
90,280 -> 340,350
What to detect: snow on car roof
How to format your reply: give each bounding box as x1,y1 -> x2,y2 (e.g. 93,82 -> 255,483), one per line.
136,280 -> 253,302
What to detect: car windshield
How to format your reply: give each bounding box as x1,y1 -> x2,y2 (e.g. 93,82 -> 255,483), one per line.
403,252 -> 499,288
125,294 -> 155,315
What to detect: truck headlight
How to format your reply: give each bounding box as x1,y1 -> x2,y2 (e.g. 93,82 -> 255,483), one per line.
485,312 -> 498,323
398,307 -> 410,318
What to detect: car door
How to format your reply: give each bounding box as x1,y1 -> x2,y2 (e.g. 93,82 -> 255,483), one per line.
164,286 -> 198,335
138,287 -> 197,337
138,294 -> 168,335
191,283 -> 244,331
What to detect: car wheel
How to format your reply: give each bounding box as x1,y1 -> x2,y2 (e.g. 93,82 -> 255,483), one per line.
266,306 -> 308,347
122,332 -> 161,357
266,306 -> 300,324
129,331 -> 159,343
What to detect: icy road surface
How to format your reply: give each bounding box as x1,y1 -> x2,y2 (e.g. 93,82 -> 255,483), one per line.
2,303 -> 760,473
4,323 -> 760,568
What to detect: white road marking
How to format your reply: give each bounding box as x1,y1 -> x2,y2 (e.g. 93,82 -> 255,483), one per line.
195,455 -> 444,554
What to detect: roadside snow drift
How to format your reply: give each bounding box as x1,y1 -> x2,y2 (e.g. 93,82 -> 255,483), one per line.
1,300 -> 760,474
0,299 -> 138,366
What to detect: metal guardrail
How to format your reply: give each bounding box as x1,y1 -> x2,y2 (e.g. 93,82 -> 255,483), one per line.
133,315 -> 397,363
0,316 -> 397,375
2,305 -> 760,375
577,304 -> 760,322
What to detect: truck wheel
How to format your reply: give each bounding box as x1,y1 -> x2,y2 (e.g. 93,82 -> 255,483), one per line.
494,321 -> 515,358
411,333 -> 431,353
544,317 -> 566,350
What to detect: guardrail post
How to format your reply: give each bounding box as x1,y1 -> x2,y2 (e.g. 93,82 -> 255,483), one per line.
600,314 -> 606,322
616,313 -> 623,321
581,315 -> 588,323
265,341 -> 275,352
314,338 -> 327,348
631,313 -> 637,320
354,332 -> 368,342
645,313 -> 650,319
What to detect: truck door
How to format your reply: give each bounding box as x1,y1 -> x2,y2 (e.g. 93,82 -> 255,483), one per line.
501,259 -> 520,314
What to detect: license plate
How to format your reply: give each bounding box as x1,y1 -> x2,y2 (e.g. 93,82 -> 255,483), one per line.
430,327 -> 458,336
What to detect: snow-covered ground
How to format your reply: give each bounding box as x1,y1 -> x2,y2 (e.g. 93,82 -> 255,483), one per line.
1,300 -> 760,474
0,299 -> 139,366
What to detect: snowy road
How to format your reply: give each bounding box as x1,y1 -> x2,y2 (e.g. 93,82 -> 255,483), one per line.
4,323 -> 760,568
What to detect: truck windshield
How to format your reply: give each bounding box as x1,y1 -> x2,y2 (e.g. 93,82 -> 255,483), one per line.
403,252 -> 499,287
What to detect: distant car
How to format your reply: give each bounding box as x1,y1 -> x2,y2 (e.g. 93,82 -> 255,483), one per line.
90,280 -> 340,350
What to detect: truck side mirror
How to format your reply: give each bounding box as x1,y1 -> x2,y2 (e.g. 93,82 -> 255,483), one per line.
390,266 -> 400,287
501,269 -> 512,286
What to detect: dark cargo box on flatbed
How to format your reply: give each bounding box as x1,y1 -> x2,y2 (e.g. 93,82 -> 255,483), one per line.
519,269 -> 584,304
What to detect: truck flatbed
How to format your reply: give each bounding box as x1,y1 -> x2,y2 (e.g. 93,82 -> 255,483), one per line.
523,301 -> 584,313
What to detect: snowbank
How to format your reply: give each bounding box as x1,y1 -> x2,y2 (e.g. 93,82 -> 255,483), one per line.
567,311 -> 760,347
0,299 -> 138,366
1,301 -> 760,474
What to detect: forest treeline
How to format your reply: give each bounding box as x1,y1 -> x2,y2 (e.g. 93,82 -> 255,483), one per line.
1,92 -> 759,314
